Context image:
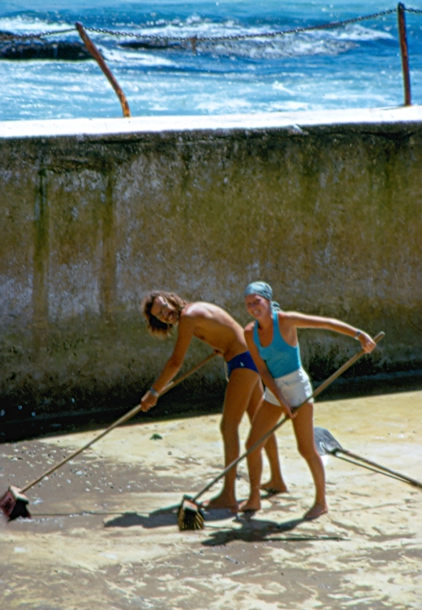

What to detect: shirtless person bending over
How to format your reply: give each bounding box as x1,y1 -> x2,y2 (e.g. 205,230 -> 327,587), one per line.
140,290 -> 285,511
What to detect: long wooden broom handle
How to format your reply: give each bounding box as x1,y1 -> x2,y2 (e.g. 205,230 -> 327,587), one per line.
21,352 -> 217,493
192,331 -> 385,503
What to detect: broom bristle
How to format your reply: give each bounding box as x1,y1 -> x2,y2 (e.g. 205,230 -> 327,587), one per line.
0,486 -> 31,521
177,496 -> 205,531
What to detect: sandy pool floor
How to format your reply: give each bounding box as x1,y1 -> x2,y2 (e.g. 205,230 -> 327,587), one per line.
1,389 -> 421,609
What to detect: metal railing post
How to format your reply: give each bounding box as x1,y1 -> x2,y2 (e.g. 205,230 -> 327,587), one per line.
76,22 -> 131,117
397,3 -> 412,106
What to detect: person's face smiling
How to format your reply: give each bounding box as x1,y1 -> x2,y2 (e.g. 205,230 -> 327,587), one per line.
151,296 -> 179,324
245,293 -> 270,319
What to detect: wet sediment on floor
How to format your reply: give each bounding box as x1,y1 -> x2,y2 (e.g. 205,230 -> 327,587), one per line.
1,389 -> 421,609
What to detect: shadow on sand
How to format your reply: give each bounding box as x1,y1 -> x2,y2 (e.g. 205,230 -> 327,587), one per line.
202,513 -> 345,546
103,504 -> 344,546
103,503 -> 241,529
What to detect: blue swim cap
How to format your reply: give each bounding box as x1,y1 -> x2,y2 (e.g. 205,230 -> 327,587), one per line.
244,281 -> 273,301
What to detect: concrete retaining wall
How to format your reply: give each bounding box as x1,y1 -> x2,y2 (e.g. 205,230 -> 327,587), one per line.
1,110 -> 421,424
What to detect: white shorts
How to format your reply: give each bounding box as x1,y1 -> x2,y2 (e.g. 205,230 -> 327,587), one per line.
264,367 -> 314,408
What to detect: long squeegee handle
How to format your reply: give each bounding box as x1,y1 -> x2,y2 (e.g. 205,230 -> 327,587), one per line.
333,448 -> 422,489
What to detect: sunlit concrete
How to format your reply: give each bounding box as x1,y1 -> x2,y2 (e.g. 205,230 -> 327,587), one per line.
1,389 -> 421,609
1,105 -> 422,138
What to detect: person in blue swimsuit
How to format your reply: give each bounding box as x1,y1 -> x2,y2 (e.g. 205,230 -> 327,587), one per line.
241,281 -> 376,520
140,290 -> 287,510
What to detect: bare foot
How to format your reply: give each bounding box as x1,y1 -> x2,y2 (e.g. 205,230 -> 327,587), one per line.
260,479 -> 288,494
303,502 -> 328,521
238,498 -> 261,513
201,494 -> 239,512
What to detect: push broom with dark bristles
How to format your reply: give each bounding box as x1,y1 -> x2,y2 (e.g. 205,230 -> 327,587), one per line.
177,495 -> 205,530
0,486 -> 31,520
0,353 -> 217,521
177,332 -> 385,531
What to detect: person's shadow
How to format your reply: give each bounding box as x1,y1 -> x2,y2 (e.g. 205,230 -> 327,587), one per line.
201,513 -> 344,546
103,489 -> 295,529
104,503 -> 344,547
103,502 -> 242,529
103,503 -> 179,529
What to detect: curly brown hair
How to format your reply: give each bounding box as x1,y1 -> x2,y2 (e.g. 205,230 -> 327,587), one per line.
141,290 -> 186,338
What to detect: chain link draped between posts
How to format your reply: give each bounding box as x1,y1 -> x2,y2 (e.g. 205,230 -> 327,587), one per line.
84,8 -> 400,45
1,4 -> 421,115
0,8 -> 401,44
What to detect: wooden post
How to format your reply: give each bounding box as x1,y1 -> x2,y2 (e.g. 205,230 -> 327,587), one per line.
397,3 -> 412,106
76,22 -> 131,117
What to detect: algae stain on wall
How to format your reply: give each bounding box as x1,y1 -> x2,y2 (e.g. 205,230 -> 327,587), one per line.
32,168 -> 50,353
0,123 -> 421,418
100,175 -> 117,327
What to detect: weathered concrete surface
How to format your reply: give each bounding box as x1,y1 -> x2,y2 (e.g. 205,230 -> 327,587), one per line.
0,107 -> 421,420
0,390 -> 421,609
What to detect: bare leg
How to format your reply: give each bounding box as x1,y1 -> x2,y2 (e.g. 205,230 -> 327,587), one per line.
292,401 -> 328,520
246,381 -> 288,494
202,369 -> 258,511
239,400 -> 282,512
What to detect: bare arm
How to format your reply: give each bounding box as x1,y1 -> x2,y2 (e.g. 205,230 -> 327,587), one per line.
244,324 -> 295,419
140,314 -> 196,412
285,312 -> 376,353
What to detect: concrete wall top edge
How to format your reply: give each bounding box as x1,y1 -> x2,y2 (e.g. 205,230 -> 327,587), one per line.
1,106 -> 422,140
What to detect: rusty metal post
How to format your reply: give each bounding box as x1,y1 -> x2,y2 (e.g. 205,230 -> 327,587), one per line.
397,3 -> 412,106
76,22 -> 131,117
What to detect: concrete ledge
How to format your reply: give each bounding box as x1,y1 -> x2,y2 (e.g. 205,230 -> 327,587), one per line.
1,105 -> 422,139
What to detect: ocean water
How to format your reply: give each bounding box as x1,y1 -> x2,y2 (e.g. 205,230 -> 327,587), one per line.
0,1 -> 421,122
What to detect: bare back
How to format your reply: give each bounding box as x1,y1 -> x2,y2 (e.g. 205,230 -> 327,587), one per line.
180,302 -> 247,361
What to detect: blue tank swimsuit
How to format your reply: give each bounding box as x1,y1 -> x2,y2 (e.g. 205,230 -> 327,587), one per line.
253,310 -> 302,377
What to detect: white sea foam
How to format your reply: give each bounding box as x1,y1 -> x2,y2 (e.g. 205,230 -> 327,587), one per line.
0,15 -> 73,34
0,2 -> 421,121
